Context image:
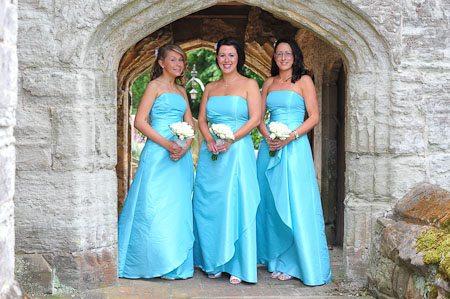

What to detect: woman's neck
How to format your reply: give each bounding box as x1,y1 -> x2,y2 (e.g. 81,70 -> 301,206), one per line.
222,71 -> 240,80
158,73 -> 177,86
278,69 -> 293,82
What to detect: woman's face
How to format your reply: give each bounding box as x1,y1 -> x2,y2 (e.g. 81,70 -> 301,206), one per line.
159,50 -> 184,77
217,45 -> 238,74
274,43 -> 294,71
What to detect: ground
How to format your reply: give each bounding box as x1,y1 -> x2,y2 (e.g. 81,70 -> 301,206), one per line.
27,247 -> 374,299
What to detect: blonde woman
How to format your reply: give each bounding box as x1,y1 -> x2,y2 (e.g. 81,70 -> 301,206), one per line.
118,44 -> 195,279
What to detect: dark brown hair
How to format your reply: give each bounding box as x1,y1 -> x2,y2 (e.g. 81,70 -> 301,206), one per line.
271,39 -> 311,83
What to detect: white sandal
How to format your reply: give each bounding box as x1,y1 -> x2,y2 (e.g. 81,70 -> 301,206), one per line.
271,271 -> 281,279
161,276 -> 175,280
278,273 -> 292,281
229,275 -> 242,284
207,272 -> 222,279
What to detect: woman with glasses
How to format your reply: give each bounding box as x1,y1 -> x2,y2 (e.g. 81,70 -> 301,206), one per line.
255,39 -> 331,285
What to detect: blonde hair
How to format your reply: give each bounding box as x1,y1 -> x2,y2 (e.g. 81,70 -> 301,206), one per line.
150,44 -> 188,85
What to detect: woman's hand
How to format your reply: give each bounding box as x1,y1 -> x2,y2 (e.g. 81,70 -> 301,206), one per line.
170,144 -> 189,161
206,140 -> 219,154
267,134 -> 294,151
266,137 -> 279,152
165,141 -> 183,161
217,140 -> 233,153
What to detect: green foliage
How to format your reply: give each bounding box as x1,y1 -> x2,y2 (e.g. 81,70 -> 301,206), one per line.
131,69 -> 151,114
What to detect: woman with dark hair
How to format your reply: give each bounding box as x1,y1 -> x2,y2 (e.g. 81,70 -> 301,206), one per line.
118,44 -> 195,279
193,37 -> 261,284
256,39 -> 331,285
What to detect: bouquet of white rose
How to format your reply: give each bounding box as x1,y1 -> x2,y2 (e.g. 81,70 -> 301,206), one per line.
209,123 -> 235,160
267,121 -> 291,157
169,121 -> 195,148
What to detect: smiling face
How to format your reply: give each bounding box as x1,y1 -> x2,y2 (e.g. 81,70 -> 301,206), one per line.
217,45 -> 238,74
159,50 -> 185,77
274,42 -> 294,71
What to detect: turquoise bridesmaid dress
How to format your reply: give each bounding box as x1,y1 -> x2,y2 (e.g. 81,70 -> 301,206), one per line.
193,96 -> 260,283
118,93 -> 194,279
256,90 -> 331,286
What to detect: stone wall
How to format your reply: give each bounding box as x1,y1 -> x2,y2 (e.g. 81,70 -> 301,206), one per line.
12,0 -> 450,292
0,0 -> 22,297
369,183 -> 450,298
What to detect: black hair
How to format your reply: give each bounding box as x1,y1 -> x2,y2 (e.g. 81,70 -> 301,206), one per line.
215,37 -> 245,74
150,43 -> 188,84
271,38 -> 311,83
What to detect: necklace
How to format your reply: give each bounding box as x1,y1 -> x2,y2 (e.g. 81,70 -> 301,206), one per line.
223,75 -> 239,87
279,76 -> 292,82
155,78 -> 178,93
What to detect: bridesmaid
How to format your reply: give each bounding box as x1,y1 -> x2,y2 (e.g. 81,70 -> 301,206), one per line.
256,39 -> 332,285
118,44 -> 195,280
193,37 -> 261,284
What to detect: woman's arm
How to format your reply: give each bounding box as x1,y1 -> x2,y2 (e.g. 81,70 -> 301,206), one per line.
293,75 -> 319,137
275,75 -> 319,150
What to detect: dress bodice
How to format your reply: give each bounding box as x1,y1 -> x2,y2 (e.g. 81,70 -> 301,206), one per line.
206,96 -> 249,132
267,90 -> 305,130
150,93 -> 187,137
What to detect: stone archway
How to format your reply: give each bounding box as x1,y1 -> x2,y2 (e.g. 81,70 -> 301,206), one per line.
15,0 -> 395,292
115,6 -> 348,250
89,0 -> 392,286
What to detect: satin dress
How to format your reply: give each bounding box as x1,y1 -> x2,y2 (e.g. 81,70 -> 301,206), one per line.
118,93 -> 194,279
193,96 -> 260,283
256,90 -> 331,286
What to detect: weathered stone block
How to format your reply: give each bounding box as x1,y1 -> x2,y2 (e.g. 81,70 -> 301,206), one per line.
16,144 -> 51,171
395,182 -> 450,228
43,246 -> 117,291
428,114 -> 450,152
0,141 -> 15,204
14,106 -> 52,145
344,200 -> 391,284
15,254 -> 54,295
374,121 -> 390,153
390,156 -> 427,200
20,69 -> 96,105
94,108 -> 117,170
346,154 -> 375,198
393,265 -> 412,297
429,153 -> 450,191
0,200 -> 15,289
15,169 -> 117,253
51,108 -> 96,171
374,157 -> 391,199
374,255 -> 396,296
389,126 -> 425,154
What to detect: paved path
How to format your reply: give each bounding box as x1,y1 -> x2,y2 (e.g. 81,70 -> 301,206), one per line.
40,247 -> 373,299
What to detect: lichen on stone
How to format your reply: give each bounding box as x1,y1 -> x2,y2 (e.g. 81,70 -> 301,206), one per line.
415,227 -> 450,281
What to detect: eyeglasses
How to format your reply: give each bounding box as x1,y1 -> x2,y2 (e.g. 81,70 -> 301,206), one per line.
274,52 -> 293,58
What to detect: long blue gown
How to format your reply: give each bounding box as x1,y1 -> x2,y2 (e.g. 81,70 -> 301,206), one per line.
256,90 -> 331,286
193,96 -> 260,283
118,93 -> 194,279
